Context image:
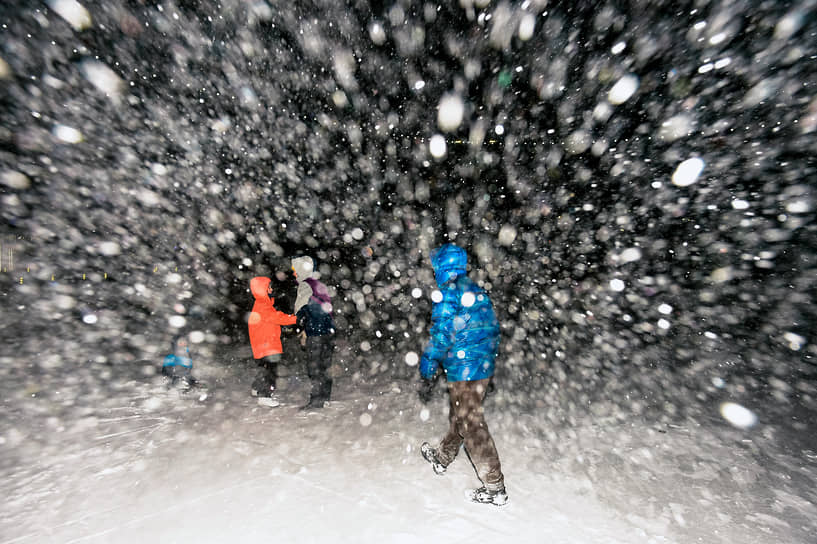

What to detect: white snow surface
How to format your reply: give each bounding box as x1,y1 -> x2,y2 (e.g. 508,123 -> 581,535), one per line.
2,343 -> 816,544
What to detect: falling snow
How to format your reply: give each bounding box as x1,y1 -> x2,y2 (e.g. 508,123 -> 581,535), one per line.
1,1 -> 816,543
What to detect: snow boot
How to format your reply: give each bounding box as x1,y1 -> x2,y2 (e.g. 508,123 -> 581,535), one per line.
301,396 -> 328,410
251,384 -> 275,398
467,486 -> 509,506
420,442 -> 447,475
178,377 -> 195,392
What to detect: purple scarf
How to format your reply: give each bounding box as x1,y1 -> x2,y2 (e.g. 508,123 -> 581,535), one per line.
304,277 -> 332,315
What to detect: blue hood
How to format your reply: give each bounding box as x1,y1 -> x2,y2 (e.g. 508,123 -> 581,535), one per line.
430,244 -> 467,286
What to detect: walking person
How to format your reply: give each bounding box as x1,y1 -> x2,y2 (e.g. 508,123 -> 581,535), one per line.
418,243 -> 507,506
248,275 -> 297,406
291,255 -> 336,409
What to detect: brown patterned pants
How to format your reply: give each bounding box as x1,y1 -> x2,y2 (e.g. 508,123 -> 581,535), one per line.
436,377 -> 505,492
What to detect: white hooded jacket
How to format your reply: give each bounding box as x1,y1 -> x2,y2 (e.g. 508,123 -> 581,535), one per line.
291,256 -> 315,313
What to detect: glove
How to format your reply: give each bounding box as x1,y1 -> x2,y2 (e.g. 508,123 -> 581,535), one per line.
418,378 -> 434,404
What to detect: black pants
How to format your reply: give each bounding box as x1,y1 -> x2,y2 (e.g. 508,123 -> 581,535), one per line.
252,354 -> 281,396
306,335 -> 334,403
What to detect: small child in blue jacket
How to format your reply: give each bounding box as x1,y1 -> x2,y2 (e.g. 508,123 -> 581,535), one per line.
162,334 -> 198,389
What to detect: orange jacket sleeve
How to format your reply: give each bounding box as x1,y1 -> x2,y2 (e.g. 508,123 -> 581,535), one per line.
268,308 -> 296,326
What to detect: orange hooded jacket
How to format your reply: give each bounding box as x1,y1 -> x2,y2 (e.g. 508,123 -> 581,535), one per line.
248,276 -> 297,359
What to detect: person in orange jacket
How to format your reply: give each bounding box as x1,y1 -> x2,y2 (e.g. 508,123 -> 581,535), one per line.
248,275 -> 297,401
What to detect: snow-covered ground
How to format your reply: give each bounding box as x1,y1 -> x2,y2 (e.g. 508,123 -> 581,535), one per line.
2,342 -> 815,544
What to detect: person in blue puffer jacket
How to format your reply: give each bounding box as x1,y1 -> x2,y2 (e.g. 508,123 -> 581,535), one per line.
162,334 -> 198,389
418,243 -> 508,506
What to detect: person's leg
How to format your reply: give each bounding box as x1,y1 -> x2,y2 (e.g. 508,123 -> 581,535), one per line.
305,336 -> 333,405
305,338 -> 322,404
317,335 -> 334,400
252,357 -> 276,396
265,354 -> 280,392
436,380 -> 465,466
179,365 -> 194,387
457,378 -> 504,492
251,359 -> 265,395
162,364 -> 179,386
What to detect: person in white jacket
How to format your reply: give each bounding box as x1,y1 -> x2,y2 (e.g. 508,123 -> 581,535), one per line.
291,256 -> 336,409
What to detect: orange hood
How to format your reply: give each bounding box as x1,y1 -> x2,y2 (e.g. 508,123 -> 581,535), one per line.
250,276 -> 271,301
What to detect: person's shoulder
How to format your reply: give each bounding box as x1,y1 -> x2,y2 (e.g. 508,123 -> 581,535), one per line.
306,277 -> 328,291
458,275 -> 486,292
299,280 -> 314,293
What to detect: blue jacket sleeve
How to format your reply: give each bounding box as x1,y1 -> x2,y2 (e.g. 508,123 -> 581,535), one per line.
419,287 -> 458,379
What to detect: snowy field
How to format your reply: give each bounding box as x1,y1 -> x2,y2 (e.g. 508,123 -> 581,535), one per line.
2,342 -> 815,544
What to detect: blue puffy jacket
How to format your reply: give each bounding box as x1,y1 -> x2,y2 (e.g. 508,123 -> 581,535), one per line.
419,244 -> 500,382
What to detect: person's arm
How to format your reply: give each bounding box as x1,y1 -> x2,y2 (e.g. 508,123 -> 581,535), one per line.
295,306 -> 310,345
419,287 -> 457,380
295,305 -> 309,331
269,308 -> 297,326
293,282 -> 313,314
